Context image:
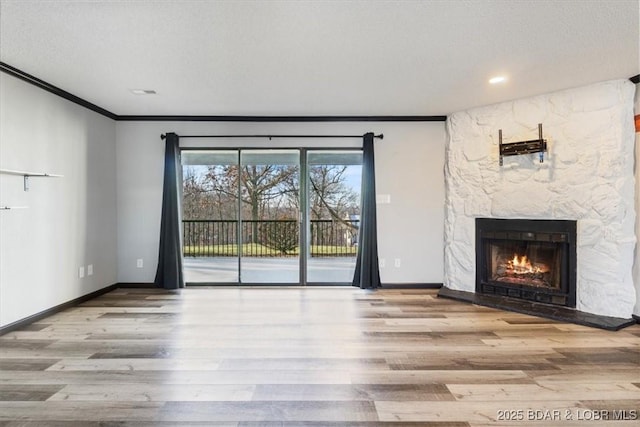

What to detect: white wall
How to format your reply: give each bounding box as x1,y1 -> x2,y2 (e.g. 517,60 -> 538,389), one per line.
116,121 -> 446,284
0,73 -> 118,327
634,82 -> 640,317
444,79 -> 636,318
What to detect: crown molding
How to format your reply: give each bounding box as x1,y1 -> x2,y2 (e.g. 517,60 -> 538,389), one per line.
0,61 -> 118,120
0,62 -> 446,122
117,115 -> 446,122
4,61 -> 637,122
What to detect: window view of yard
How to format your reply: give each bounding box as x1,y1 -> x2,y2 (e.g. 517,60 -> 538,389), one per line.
181,150 -> 362,283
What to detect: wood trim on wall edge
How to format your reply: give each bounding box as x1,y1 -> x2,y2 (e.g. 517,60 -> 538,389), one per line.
0,283 -> 120,336
382,283 -> 443,289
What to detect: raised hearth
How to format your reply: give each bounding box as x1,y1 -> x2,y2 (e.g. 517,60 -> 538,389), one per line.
438,287 -> 637,331
438,216 -> 636,330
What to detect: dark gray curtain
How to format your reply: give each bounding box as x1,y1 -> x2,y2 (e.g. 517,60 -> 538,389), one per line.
352,132 -> 381,289
154,132 -> 185,289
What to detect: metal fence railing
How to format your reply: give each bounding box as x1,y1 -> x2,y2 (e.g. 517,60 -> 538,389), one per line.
182,219 -> 359,258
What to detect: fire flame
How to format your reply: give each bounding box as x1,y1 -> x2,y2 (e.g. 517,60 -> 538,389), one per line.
507,254 -> 541,274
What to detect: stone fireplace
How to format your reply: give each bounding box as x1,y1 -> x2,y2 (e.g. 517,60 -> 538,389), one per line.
476,218 -> 576,307
441,79 -> 637,327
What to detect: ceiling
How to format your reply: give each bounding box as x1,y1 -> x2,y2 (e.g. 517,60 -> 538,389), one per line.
1,0 -> 638,117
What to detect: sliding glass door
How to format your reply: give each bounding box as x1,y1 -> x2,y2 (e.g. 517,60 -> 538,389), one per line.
182,150 -> 240,283
306,150 -> 363,284
239,150 -> 300,283
181,148 -> 361,285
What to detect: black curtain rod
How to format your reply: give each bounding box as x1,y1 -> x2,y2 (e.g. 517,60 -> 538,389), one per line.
161,133 -> 383,140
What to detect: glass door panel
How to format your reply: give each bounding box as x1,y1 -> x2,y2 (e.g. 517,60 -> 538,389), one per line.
182,148 -> 361,285
181,150 -> 239,283
306,150 -> 363,283
239,149 -> 300,283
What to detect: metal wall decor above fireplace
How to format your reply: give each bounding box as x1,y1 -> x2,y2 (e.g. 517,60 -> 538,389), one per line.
476,218 -> 577,307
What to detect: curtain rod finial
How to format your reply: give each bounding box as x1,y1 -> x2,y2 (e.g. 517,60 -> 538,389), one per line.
377,133 -> 384,140
161,134 -> 166,140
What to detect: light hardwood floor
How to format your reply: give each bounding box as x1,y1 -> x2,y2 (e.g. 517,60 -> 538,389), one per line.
0,287 -> 639,426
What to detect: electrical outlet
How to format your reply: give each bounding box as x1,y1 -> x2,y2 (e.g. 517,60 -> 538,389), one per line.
394,258 -> 401,268
136,259 -> 144,268
78,266 -> 85,278
380,258 -> 386,268
87,264 -> 93,276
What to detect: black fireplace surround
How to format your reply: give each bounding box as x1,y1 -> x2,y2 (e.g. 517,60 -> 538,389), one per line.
476,218 -> 577,308
438,217 -> 635,329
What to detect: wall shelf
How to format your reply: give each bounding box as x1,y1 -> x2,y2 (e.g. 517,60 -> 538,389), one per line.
1,206 -> 28,211
499,123 -> 547,166
0,168 -> 63,191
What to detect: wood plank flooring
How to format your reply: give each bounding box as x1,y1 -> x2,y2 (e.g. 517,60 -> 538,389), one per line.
0,287 -> 639,426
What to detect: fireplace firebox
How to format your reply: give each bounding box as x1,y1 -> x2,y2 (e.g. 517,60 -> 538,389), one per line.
476,218 -> 576,307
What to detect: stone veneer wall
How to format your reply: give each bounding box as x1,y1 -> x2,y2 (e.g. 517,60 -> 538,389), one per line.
444,80 -> 636,318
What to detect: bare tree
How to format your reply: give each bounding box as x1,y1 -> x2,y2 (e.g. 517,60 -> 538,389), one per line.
308,165 -> 360,221
239,164 -> 298,242
182,162 -> 360,249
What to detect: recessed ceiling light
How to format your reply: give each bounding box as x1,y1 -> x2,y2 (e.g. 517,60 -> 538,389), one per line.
130,89 -> 156,95
489,76 -> 507,84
